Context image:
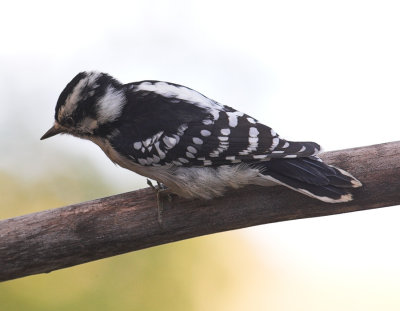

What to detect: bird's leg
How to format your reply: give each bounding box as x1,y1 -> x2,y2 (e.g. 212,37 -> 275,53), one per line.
146,179 -> 157,190
147,179 -> 174,225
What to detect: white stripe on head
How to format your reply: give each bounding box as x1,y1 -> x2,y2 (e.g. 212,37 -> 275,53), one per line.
58,71 -> 102,120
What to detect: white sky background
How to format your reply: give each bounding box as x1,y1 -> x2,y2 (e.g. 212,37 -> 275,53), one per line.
1,0 -> 400,308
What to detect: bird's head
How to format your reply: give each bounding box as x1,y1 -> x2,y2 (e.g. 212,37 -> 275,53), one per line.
41,71 -> 126,140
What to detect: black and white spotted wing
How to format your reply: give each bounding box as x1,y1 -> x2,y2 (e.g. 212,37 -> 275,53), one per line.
164,111 -> 321,167
109,81 -> 321,167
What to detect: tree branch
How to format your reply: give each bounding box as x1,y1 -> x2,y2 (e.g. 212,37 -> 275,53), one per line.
1,141 -> 400,282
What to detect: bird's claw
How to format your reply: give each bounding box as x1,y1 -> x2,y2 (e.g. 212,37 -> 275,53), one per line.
147,179 -> 173,225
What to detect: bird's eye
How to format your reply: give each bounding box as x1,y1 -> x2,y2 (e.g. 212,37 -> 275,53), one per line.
65,116 -> 75,127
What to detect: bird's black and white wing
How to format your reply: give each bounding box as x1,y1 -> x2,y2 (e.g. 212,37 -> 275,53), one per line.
111,80 -> 319,166
108,81 -> 361,203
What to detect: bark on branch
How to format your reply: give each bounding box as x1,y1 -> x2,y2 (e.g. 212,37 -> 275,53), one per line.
1,141 -> 400,282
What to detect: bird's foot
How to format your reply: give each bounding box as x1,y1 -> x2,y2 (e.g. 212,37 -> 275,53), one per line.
147,179 -> 174,225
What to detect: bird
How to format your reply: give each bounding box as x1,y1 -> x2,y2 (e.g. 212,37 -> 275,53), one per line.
41,71 -> 362,203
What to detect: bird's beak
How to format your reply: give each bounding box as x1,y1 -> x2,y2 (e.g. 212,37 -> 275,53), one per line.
40,124 -> 64,140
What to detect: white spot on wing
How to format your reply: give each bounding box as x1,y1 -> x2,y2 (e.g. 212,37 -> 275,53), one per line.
249,127 -> 259,137
203,119 -> 213,125
226,111 -> 244,128
179,158 -> 189,163
220,128 -> 231,135
201,129 -> 211,137
247,117 -> 256,124
138,158 -> 147,165
177,124 -> 188,135
270,137 -> 280,151
154,142 -> 166,159
143,138 -> 151,148
152,155 -> 160,163
173,134 -> 180,145
253,155 -> 268,159
163,136 -> 177,149
193,137 -> 203,145
133,142 -> 142,150
146,157 -> 153,165
249,137 -> 258,144
152,131 -> 164,143
168,136 -> 177,145
187,146 -> 197,154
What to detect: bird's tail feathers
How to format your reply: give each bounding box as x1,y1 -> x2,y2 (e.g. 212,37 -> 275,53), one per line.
259,157 -> 362,203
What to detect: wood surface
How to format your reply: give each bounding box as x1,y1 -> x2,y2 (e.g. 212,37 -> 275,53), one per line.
1,141 -> 399,282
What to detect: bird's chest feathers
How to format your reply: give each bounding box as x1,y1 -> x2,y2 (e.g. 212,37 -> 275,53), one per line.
88,135 -> 170,181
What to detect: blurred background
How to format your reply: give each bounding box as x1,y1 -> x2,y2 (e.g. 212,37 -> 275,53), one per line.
1,0 -> 400,310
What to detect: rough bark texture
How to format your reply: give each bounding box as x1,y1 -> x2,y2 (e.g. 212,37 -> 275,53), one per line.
1,141 -> 399,282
